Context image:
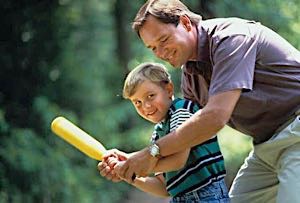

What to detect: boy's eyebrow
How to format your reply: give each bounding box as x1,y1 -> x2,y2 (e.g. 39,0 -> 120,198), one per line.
130,90 -> 154,101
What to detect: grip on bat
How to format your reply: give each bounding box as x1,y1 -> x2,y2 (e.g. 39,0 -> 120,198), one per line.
51,116 -> 106,161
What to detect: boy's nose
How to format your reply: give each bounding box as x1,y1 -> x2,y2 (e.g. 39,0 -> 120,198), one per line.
143,101 -> 152,109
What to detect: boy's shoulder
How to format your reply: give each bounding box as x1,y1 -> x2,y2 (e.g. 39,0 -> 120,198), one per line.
170,98 -> 202,113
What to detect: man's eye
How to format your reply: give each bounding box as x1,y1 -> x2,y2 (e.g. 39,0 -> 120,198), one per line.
161,37 -> 168,43
148,94 -> 155,99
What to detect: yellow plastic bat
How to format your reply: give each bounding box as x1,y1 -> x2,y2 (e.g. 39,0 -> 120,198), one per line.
51,116 -> 106,160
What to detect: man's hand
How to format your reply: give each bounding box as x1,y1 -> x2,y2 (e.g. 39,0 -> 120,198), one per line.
117,148 -> 159,183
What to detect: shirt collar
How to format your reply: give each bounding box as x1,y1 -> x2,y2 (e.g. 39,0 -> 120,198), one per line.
196,22 -> 211,63
182,22 -> 211,73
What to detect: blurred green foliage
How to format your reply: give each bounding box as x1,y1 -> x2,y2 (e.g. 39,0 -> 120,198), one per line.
0,0 -> 299,202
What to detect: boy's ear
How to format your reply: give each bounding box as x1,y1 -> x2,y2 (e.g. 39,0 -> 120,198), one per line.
166,82 -> 174,98
179,15 -> 192,32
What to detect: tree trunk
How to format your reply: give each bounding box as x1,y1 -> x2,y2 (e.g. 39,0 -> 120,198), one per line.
114,0 -> 131,73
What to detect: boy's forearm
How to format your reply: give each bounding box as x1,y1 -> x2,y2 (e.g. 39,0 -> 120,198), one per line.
131,176 -> 169,198
153,150 -> 190,173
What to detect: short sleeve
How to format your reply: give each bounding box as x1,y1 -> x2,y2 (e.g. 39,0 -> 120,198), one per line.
169,105 -> 194,132
209,34 -> 258,96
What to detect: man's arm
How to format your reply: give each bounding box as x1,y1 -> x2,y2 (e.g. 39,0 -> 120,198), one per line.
158,89 -> 241,156
118,89 -> 241,182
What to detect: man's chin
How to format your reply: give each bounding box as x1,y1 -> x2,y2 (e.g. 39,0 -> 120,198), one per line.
169,61 -> 183,68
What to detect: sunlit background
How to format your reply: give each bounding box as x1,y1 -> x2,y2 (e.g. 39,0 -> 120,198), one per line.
1,0 -> 299,202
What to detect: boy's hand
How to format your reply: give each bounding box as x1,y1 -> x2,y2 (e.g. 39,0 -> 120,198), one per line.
97,148 -> 129,182
97,160 -> 121,182
103,148 -> 128,161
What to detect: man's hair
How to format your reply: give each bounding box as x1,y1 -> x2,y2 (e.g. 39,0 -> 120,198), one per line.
132,0 -> 202,36
123,62 -> 171,99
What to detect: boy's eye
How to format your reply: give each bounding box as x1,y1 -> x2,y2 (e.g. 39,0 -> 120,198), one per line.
134,101 -> 141,106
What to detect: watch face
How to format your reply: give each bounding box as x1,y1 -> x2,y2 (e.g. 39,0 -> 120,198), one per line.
151,146 -> 158,154
150,144 -> 160,157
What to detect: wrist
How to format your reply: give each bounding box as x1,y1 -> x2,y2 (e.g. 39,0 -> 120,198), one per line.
148,141 -> 162,159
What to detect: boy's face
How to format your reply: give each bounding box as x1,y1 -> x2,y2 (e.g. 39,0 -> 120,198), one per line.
139,15 -> 196,68
129,79 -> 174,124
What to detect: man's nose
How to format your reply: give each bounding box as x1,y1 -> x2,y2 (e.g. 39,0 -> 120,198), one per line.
155,47 -> 167,60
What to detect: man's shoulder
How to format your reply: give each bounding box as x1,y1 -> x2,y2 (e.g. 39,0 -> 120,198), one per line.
202,17 -> 257,41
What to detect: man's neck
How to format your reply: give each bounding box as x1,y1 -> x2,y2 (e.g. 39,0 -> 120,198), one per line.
189,24 -> 199,61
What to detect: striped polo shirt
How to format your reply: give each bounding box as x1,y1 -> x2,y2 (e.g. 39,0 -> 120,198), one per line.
151,98 -> 226,197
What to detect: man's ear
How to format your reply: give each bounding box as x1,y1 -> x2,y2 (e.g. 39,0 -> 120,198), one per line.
179,15 -> 192,31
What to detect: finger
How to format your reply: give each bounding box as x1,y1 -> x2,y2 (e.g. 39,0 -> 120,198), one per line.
103,149 -> 118,160
97,161 -> 107,171
107,157 -> 118,168
99,165 -> 110,177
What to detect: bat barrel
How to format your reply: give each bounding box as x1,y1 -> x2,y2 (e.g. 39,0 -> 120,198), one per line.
51,117 -> 106,160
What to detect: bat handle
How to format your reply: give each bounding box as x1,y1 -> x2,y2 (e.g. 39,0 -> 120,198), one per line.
132,173 -> 136,181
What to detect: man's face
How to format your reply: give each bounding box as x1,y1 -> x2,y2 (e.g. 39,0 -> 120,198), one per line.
139,15 -> 196,68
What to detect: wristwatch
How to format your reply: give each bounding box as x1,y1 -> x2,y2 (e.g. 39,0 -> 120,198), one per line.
149,142 -> 161,158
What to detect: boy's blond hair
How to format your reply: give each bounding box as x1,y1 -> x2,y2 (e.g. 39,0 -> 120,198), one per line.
123,62 -> 171,99
132,0 -> 202,36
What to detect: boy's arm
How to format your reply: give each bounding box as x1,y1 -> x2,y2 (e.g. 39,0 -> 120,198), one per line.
131,174 -> 169,198
113,161 -> 169,198
153,149 -> 190,173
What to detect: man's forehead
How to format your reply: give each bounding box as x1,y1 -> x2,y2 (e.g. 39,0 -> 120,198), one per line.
140,16 -> 167,46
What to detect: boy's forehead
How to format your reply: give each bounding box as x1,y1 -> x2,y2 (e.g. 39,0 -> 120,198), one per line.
129,80 -> 160,100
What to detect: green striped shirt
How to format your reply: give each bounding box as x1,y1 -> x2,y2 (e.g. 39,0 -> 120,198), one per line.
151,98 -> 226,197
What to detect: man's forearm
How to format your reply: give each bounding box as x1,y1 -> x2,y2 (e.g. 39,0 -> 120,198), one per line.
157,108 -> 223,157
156,90 -> 241,157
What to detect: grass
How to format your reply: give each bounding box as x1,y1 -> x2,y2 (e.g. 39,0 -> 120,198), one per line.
217,125 -> 253,187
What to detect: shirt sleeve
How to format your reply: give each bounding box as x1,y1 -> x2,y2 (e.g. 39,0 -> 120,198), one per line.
209,34 -> 258,96
169,105 -> 194,132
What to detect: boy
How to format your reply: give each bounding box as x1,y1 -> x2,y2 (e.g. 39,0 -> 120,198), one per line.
102,62 -> 229,202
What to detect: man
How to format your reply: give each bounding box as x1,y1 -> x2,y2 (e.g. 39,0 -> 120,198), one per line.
99,0 -> 300,202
